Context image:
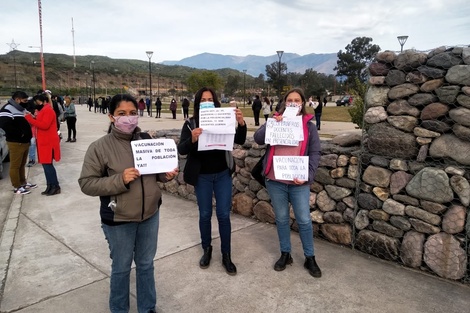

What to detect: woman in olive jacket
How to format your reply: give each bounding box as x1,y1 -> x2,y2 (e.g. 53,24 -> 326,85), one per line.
78,94 -> 178,313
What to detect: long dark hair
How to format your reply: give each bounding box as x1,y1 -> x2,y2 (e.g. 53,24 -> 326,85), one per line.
279,87 -> 308,116
107,94 -> 138,133
192,87 -> 221,125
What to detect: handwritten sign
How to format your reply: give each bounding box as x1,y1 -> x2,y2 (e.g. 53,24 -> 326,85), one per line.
199,108 -> 236,134
273,156 -> 309,181
198,133 -> 234,151
265,116 -> 303,146
131,139 -> 178,174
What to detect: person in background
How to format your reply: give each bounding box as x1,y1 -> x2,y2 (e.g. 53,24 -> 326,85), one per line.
64,96 -> 77,142
87,97 -> 93,112
145,97 -> 151,117
138,98 -> 146,117
177,87 -> 247,276
155,97 -> 162,118
26,97 -> 37,167
182,97 -> 190,119
0,91 -> 37,194
25,93 -> 61,196
323,96 -> 328,107
253,87 -> 322,278
314,95 -> 322,130
251,95 -> 262,126
262,97 -> 271,122
78,94 -> 178,313
169,98 -> 177,119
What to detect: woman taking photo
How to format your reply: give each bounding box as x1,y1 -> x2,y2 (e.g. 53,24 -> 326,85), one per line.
25,93 -> 61,196
78,94 -> 178,312
253,88 -> 322,278
177,86 -> 246,276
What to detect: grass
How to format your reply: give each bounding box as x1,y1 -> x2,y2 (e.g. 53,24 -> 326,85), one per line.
236,104 -> 352,123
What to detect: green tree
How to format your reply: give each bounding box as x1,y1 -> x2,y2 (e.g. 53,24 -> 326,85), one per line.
334,37 -> 380,87
186,71 -> 223,94
348,78 -> 367,129
224,74 -> 241,96
265,62 -> 287,96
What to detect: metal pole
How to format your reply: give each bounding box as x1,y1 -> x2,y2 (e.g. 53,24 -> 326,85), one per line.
276,50 -> 283,102
243,69 -> 247,108
146,51 -> 153,117
38,0 -> 46,90
91,61 -> 96,113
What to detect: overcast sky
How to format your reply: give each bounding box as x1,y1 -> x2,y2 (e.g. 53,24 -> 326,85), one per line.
1,0 -> 469,63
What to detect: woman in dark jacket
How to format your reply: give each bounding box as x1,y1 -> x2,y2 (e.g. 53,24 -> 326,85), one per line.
177,87 -> 246,275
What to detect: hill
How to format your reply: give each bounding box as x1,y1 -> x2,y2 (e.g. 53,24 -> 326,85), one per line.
161,52 -> 337,77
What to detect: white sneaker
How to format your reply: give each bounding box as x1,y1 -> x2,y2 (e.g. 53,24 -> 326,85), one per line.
23,183 -> 38,189
14,187 -> 31,195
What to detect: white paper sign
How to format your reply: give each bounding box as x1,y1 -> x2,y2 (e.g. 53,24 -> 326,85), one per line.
282,106 -> 299,118
198,133 -> 235,151
199,108 -> 236,134
265,116 -> 303,146
131,139 -> 178,174
273,156 -> 309,181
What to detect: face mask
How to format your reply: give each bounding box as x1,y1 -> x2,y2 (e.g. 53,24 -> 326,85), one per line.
200,101 -> 215,110
35,104 -> 44,111
285,102 -> 302,115
113,115 -> 139,133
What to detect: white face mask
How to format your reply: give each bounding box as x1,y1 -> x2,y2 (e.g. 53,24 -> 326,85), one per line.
285,102 -> 302,115
200,101 -> 215,110
113,115 -> 139,133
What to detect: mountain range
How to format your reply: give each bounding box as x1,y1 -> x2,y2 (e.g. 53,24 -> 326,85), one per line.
161,52 -> 338,77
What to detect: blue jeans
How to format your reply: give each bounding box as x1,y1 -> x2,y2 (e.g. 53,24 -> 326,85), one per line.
195,169 -> 232,253
315,113 -> 321,130
265,180 -> 315,257
101,211 -> 160,313
29,137 -> 36,161
42,163 -> 59,186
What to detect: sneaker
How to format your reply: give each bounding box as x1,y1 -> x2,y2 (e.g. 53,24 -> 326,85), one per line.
23,183 -> 38,190
14,187 -> 31,195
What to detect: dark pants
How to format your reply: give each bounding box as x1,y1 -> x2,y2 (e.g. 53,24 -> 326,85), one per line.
183,108 -> 189,119
156,108 -> 161,118
171,110 -> 176,119
66,117 -> 77,140
253,110 -> 261,126
315,113 -> 322,130
42,163 -> 59,186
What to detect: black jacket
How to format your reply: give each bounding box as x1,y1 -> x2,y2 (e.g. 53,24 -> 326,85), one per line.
178,117 -> 247,186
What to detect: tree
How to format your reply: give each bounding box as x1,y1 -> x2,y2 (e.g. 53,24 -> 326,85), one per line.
265,62 -> 287,96
334,37 -> 380,87
186,71 -> 223,94
348,78 -> 367,129
224,74 -> 241,96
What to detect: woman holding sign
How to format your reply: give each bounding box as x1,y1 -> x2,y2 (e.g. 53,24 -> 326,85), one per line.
253,88 -> 322,278
78,94 -> 178,313
178,86 -> 247,276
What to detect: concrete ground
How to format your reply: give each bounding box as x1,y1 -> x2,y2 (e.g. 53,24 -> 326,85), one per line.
0,105 -> 469,313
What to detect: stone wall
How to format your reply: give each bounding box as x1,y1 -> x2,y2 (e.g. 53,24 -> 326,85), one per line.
151,46 -> 470,283
361,46 -> 470,281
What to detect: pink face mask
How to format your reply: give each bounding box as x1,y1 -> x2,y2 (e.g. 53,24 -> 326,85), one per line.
113,115 -> 139,133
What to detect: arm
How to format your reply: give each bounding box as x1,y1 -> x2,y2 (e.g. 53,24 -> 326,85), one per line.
253,123 -> 267,145
24,110 -> 55,130
78,142 -> 130,197
177,120 -> 198,155
307,123 -> 321,184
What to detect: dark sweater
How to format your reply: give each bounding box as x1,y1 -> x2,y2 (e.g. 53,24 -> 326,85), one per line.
0,99 -> 32,143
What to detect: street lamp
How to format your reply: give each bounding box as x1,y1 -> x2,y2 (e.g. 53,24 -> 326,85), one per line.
146,51 -> 153,117
90,60 -> 96,112
276,50 -> 284,101
397,36 -> 408,52
243,69 -> 247,108
7,39 -> 19,89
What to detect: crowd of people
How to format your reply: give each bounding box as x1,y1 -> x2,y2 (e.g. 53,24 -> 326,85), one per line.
1,87 -> 323,312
